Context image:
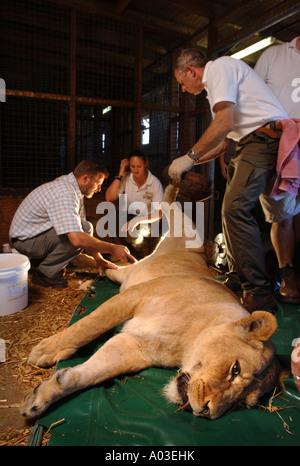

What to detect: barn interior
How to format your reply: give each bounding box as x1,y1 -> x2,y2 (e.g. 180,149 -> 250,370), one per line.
0,0 -> 300,447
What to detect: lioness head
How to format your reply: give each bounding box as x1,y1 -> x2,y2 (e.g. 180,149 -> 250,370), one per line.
164,311 -> 288,419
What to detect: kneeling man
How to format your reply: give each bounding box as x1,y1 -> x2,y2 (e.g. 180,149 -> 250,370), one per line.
9,159 -> 135,288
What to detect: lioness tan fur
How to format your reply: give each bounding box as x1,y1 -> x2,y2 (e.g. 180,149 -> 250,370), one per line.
20,185 -> 287,420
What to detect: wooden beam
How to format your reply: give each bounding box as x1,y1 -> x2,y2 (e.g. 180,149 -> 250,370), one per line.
45,0 -> 189,39
190,0 -> 300,55
6,89 -> 182,113
189,0 -> 255,43
6,90 -> 71,101
157,0 -> 221,19
214,0 -> 300,55
114,0 -> 133,15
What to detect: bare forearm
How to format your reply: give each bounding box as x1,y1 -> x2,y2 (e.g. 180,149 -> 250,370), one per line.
105,159 -> 127,202
68,231 -> 114,255
168,102 -> 235,184
194,136 -> 228,164
193,101 -> 234,163
105,179 -> 121,202
193,120 -> 230,163
68,231 -> 137,265
139,210 -> 162,225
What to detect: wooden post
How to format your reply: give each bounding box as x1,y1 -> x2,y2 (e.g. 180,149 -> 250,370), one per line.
69,8 -> 76,171
133,25 -> 143,149
206,21 -> 218,240
179,92 -> 191,155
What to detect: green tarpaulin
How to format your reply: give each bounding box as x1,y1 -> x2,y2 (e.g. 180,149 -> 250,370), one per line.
28,276 -> 300,447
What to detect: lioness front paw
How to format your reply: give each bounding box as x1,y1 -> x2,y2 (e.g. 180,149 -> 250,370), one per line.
19,385 -> 48,420
19,369 -> 68,420
28,335 -> 75,367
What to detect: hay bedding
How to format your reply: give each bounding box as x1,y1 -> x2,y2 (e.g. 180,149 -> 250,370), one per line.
0,266 -> 96,446
0,243 -> 218,446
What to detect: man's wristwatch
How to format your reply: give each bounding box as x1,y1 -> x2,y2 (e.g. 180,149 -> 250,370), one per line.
187,149 -> 198,164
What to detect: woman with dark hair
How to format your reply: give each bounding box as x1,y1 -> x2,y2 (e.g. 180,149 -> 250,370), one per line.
105,150 -> 164,257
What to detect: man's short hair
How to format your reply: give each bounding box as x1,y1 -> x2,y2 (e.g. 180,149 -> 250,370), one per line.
174,48 -> 209,73
74,159 -> 109,179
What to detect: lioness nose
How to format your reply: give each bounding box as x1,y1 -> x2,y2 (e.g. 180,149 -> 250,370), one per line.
202,401 -> 210,415
193,401 -> 210,417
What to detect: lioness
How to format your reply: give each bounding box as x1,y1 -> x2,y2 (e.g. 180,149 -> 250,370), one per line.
20,185 -> 287,420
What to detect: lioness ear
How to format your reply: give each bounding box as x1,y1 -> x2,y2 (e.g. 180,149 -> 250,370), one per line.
237,311 -> 278,341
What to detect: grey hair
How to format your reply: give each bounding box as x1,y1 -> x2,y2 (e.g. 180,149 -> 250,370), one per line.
174,48 -> 209,73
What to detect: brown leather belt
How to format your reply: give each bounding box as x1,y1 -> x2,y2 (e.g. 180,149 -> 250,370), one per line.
254,121 -> 282,139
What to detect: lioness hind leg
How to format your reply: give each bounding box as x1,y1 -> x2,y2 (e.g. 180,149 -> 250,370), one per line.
20,332 -> 151,420
28,290 -> 137,368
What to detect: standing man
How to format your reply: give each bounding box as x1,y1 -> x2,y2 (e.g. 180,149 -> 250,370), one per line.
9,159 -> 136,288
255,37 -> 300,304
168,48 -> 291,313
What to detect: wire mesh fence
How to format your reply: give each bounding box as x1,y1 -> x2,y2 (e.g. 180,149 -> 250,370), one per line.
1,0 -> 70,96
0,0 -> 208,189
1,97 -> 69,188
76,14 -> 136,102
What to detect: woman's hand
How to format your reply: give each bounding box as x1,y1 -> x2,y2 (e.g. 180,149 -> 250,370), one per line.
121,217 -> 140,233
119,159 -> 129,176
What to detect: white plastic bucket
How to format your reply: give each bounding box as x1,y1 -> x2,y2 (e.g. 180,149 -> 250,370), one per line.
0,254 -> 30,316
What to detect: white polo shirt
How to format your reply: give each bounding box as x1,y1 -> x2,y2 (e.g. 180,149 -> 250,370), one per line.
118,170 -> 164,215
202,56 -> 288,141
254,37 -> 300,118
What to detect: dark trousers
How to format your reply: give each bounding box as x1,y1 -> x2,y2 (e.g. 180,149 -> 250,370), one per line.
13,220 -> 93,278
222,131 -> 280,295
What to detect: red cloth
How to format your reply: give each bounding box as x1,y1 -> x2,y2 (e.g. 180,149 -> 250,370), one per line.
270,118 -> 300,199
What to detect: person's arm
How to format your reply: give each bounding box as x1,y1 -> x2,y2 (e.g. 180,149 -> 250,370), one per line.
121,210 -> 162,233
121,176 -> 164,233
192,102 -> 234,161
168,102 -> 234,183
105,159 -> 128,202
219,153 -> 228,179
67,231 -> 137,274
